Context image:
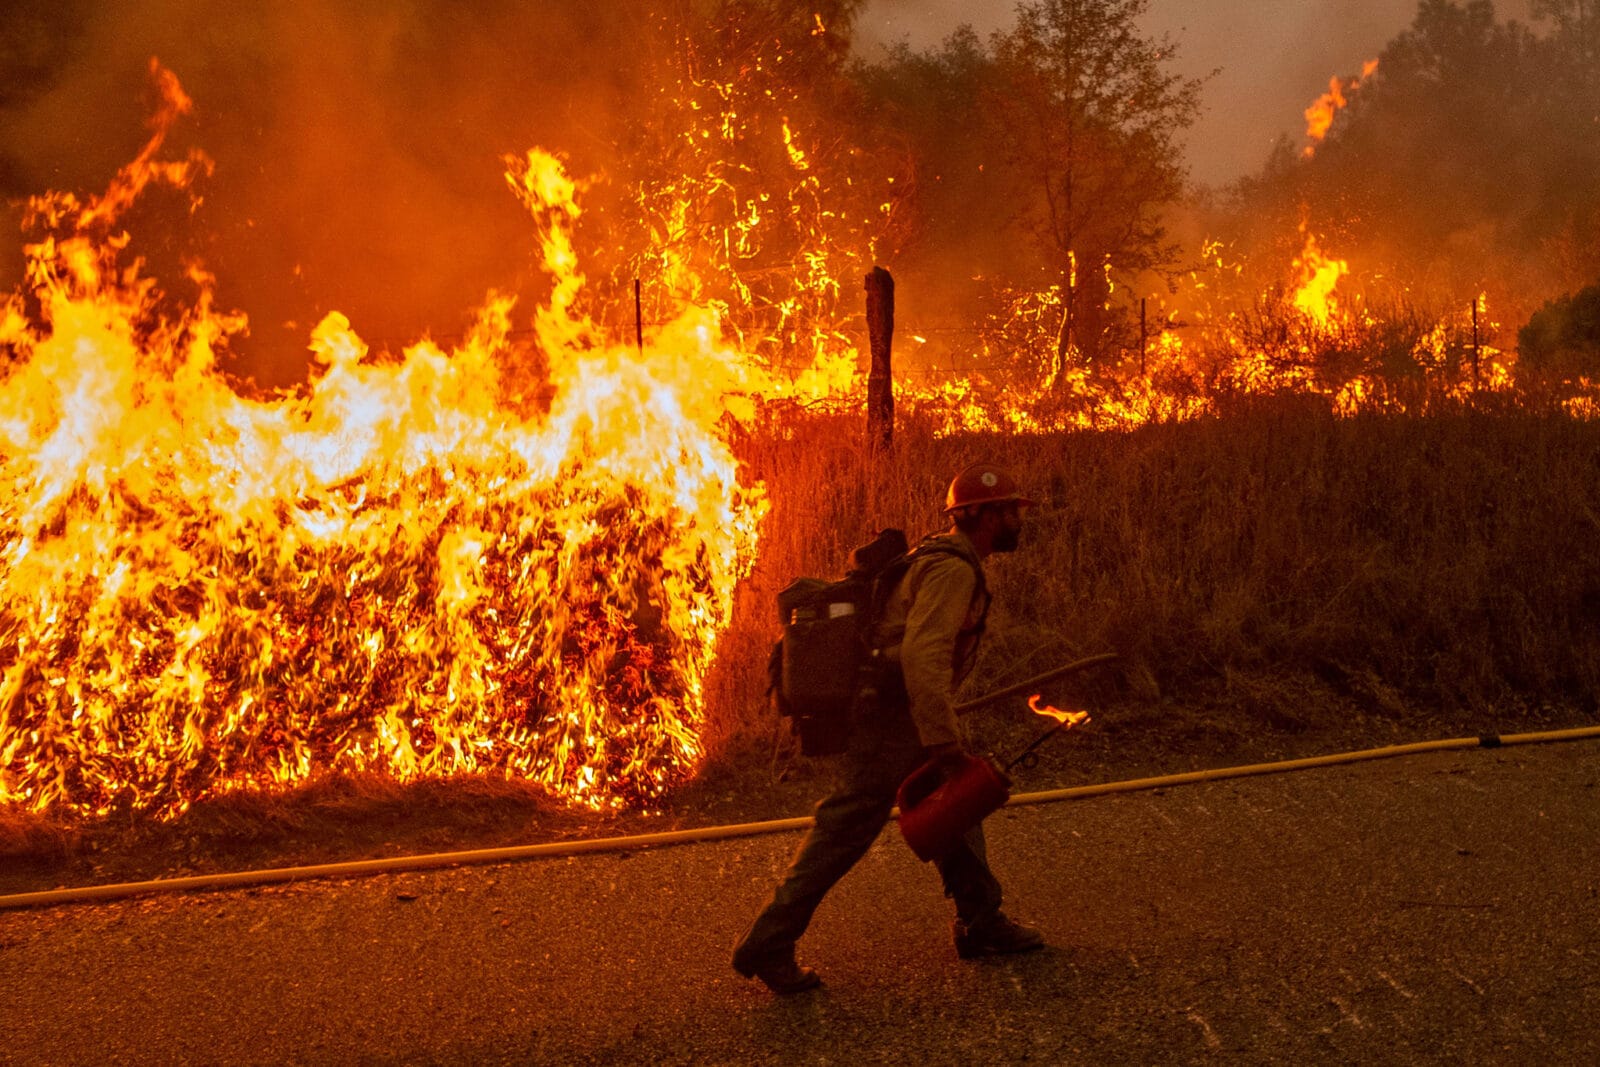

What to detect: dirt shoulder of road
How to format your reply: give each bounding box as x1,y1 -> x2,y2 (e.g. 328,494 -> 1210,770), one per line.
2,698 -> 1592,898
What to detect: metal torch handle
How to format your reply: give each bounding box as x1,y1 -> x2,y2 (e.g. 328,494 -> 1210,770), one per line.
954,652 -> 1118,718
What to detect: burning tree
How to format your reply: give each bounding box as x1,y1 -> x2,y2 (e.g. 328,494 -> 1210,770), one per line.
988,0 -> 1204,376
851,4 -> 1204,393
1232,0 -> 1600,313
5,3 -> 1600,831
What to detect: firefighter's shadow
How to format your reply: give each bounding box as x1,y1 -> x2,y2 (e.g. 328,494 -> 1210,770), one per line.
956,942 -> 1126,1000
735,986 -> 863,1057
736,944 -> 1130,1050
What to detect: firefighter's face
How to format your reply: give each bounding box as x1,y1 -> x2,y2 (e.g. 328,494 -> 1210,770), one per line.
990,502 -> 1025,553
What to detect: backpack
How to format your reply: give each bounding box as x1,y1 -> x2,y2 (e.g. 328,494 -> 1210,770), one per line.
769,529 -> 984,756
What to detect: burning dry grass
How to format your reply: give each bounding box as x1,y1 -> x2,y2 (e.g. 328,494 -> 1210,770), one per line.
0,89 -> 770,823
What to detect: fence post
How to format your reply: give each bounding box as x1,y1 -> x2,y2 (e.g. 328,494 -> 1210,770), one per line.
1471,299 -> 1480,387
1140,297 -> 1147,376
634,278 -> 644,359
866,267 -> 894,450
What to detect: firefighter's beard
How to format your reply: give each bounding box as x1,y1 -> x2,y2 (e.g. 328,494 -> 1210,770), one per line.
992,525 -> 1022,553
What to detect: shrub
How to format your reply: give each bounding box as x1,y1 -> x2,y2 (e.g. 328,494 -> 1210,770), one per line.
1518,281 -> 1600,379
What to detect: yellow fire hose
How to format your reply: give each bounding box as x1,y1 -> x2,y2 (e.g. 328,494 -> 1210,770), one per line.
3,724 -> 1598,911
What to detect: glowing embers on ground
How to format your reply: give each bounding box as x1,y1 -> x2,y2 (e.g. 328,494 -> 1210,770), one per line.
0,67 -> 765,818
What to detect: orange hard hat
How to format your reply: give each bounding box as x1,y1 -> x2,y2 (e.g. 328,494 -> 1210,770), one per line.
944,463 -> 1035,513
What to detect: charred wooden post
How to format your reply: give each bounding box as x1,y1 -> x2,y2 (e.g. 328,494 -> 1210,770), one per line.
865,267 -> 894,450
1139,297 -> 1147,375
1471,299 -> 1480,387
634,278 -> 645,358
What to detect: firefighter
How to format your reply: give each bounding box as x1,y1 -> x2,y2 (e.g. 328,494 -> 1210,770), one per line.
732,462 -> 1045,995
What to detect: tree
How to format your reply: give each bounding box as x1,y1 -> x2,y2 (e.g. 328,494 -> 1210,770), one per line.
1528,0 -> 1600,288
987,0 -> 1204,374
850,28 -> 1028,342
1232,0 -> 1600,308
1533,0 -> 1599,81
1518,279 -> 1600,379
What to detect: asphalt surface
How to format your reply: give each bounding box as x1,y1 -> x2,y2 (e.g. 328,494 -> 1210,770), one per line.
3,741 -> 1599,1065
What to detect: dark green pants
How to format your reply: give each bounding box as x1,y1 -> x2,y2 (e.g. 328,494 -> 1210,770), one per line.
733,696 -> 1005,970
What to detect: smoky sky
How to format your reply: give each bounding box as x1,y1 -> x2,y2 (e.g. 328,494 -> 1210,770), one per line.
1,0 -> 649,388
0,0 -> 1552,388
858,0 -> 1539,186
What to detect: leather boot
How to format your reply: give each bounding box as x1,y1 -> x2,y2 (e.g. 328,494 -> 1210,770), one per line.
953,913 -> 1045,959
733,951 -> 823,995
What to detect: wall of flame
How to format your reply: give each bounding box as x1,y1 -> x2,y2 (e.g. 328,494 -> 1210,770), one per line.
0,68 -> 766,817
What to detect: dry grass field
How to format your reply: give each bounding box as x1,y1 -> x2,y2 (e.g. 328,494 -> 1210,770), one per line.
712,400 -> 1600,749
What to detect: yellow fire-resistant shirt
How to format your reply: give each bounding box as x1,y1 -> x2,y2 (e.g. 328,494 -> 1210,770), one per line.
875,532 -> 989,748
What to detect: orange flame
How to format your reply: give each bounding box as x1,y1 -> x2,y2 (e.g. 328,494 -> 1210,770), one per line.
1290,228 -> 1350,326
0,66 -> 770,818
1303,59 -> 1378,158
0,44 -> 1554,822
1027,695 -> 1090,730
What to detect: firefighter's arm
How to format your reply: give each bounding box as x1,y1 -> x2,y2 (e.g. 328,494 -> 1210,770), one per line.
899,555 -> 978,749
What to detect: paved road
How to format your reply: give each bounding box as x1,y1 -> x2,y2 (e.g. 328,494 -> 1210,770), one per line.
4,741 -> 1599,1064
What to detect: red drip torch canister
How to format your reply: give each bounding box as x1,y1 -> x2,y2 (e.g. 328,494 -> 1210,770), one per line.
896,753 -> 1012,862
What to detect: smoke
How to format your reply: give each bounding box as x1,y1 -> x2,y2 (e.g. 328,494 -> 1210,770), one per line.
856,0 -> 1005,51
6,0 -> 1583,391
0,0 -> 648,388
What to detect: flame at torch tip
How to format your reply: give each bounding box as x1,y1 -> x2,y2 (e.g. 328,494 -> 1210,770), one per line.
1028,694 -> 1090,728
